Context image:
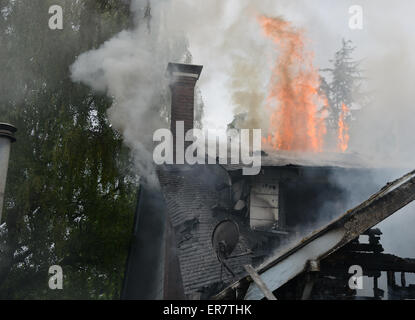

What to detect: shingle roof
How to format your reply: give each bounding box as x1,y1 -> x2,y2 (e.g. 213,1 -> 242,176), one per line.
157,165 -> 252,297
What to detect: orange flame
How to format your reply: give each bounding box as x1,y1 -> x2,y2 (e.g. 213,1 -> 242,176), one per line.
338,103 -> 350,152
259,16 -> 327,152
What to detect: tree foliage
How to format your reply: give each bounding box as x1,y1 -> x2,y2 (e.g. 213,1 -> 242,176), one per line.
320,39 -> 366,131
0,0 -> 138,299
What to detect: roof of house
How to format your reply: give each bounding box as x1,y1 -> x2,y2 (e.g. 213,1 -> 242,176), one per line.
221,149 -> 373,171
157,164 -> 253,298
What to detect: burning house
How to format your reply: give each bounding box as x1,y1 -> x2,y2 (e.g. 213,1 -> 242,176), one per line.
121,62 -> 415,300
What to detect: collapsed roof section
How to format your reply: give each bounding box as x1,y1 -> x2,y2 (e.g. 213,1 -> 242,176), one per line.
214,169 -> 415,300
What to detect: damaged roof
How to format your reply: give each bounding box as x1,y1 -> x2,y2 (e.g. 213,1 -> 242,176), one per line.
222,149 -> 373,171
157,165 -> 253,298
213,169 -> 415,300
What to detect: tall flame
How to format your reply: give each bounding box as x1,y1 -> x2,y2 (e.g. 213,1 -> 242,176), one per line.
338,103 -> 350,152
259,16 -> 327,152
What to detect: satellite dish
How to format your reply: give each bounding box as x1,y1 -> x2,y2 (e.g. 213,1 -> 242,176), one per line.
212,220 -> 240,260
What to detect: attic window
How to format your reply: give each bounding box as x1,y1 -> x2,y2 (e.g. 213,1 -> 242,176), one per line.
249,181 -> 279,231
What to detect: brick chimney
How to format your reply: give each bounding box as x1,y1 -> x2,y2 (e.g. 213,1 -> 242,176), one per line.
167,63 -> 203,159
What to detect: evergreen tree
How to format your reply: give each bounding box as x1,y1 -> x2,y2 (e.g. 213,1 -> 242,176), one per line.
0,0 -> 137,299
320,39 -> 366,137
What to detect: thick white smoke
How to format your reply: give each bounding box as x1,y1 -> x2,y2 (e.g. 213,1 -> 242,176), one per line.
70,1 -> 189,184
69,0 -> 282,181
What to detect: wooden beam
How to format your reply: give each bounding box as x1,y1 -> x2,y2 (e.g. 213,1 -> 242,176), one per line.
323,252 -> 415,273
341,243 -> 384,253
244,265 -> 277,300
401,272 -> 406,287
301,274 -> 317,300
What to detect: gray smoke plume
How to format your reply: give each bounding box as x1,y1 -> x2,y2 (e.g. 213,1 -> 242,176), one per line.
70,1 -> 189,185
